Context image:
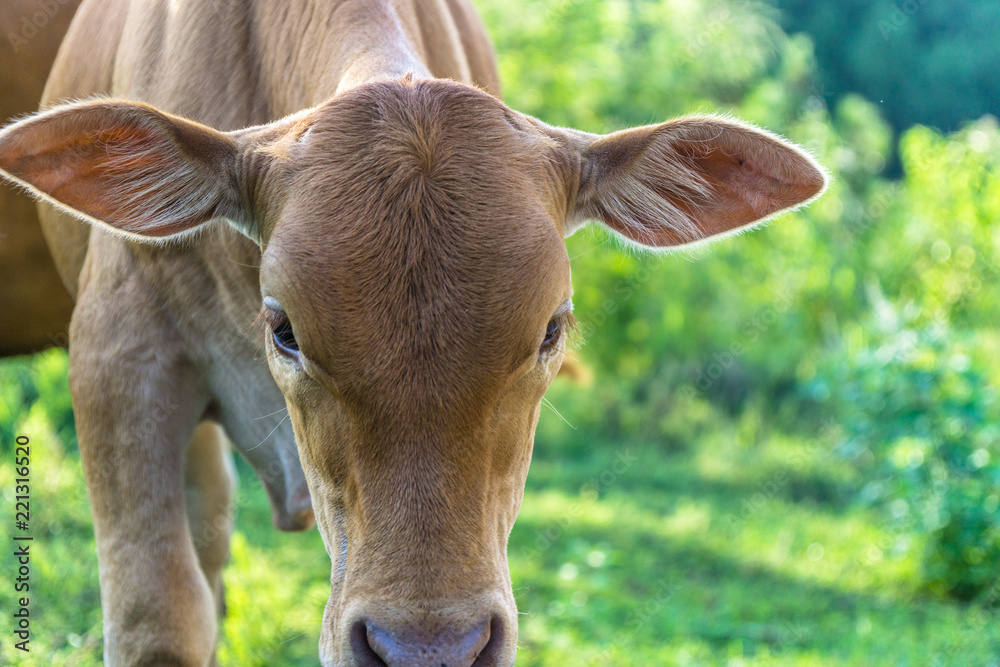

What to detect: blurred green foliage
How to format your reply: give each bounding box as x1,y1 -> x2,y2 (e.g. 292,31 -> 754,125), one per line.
482,0 -> 1000,601
3,0 -> 1000,664
808,118 -> 1000,601
817,323 -> 1000,601
771,0 -> 1000,134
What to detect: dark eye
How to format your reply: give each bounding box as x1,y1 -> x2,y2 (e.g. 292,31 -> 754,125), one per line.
262,297 -> 299,357
541,318 -> 561,351
271,314 -> 299,353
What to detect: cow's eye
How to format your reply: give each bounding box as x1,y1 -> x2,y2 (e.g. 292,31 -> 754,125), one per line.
261,297 -> 299,357
271,313 -> 299,353
540,318 -> 561,352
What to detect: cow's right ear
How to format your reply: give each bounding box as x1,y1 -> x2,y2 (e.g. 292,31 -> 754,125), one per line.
552,116 -> 827,248
0,100 -> 262,243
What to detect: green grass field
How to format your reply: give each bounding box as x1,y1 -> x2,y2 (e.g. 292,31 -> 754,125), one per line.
3,2 -> 1000,663
1,350 -> 997,666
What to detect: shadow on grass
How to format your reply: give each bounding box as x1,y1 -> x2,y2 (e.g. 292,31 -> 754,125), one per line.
508,439 -> 1000,664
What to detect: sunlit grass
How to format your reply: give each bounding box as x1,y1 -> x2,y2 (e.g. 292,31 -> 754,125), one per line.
3,356 -> 998,666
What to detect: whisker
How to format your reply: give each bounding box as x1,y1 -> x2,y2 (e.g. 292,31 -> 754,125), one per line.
253,406 -> 289,421
247,412 -> 290,451
222,255 -> 261,269
541,396 -> 576,429
568,244 -> 600,261
279,631 -> 307,645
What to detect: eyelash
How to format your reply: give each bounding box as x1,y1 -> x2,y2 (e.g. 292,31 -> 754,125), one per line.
256,306 -> 572,361
259,307 -> 300,356
541,313 -> 574,353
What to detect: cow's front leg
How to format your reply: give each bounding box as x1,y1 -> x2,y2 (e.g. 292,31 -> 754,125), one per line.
71,306 -> 217,666
185,421 -> 236,619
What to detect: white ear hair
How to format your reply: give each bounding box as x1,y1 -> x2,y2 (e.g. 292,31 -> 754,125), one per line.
0,99 -> 256,243
566,115 -> 828,249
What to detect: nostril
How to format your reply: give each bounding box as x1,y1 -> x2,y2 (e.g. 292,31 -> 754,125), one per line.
357,615 -> 502,667
472,615 -> 505,667
351,620 -> 388,667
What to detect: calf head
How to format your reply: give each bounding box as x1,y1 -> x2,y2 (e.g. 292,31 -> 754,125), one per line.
0,78 -> 825,666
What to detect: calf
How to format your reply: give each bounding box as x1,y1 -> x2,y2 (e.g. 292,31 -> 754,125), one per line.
0,0 -> 826,665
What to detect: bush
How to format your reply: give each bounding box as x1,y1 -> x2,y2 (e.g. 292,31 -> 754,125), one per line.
481,0 -> 1000,602
0,348 -> 74,454
814,317 -> 1000,600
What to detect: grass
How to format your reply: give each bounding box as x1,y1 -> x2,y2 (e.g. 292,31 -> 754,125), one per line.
1,351 -> 997,666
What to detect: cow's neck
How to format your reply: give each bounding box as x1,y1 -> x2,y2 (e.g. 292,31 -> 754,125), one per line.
251,0 -> 435,117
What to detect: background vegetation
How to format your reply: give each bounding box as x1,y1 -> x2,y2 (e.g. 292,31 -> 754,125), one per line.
771,0 -> 1000,135
2,0 -> 999,664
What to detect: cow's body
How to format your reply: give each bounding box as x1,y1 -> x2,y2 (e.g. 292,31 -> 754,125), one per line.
3,1 -> 498,663
0,1 -> 826,665
33,0 -> 499,534
0,0 -> 80,355
11,0 -> 497,662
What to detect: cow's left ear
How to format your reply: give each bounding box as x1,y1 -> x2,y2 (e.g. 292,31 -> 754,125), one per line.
560,116 -> 827,247
0,100 -> 259,242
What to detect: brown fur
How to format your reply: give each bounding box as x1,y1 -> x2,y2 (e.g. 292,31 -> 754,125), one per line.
0,0 -> 81,355
0,1 -> 826,665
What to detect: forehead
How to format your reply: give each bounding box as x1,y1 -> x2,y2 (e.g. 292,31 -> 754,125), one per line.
263,80 -> 570,409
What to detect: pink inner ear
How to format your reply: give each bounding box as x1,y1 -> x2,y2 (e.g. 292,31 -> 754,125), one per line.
22,127 -> 157,229
669,132 -> 826,238
581,118 -> 827,248
0,103 -> 237,238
